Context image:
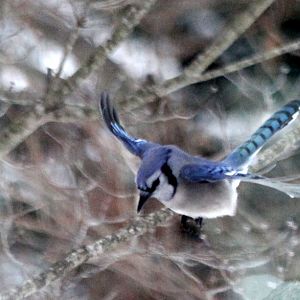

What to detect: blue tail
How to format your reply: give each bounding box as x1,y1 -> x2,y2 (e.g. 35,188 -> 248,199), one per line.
223,100 -> 300,170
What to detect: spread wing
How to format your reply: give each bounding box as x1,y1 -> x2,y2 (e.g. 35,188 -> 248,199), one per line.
99,92 -> 155,157
223,100 -> 300,170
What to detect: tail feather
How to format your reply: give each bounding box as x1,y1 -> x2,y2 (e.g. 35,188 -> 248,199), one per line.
234,173 -> 300,199
223,100 -> 300,170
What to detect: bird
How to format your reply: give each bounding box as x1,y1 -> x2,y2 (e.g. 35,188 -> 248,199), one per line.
99,92 -> 300,232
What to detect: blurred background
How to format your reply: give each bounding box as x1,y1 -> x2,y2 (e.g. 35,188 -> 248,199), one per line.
1,0 -> 300,299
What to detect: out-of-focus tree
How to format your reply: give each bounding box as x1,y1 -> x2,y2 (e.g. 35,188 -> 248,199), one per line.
1,0 -> 300,299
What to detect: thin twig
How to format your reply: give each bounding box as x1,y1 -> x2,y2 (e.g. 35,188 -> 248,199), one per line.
57,28 -> 80,79
90,0 -> 130,10
155,38 -> 300,97
0,90 -> 41,106
0,208 -> 174,300
182,0 -> 275,75
44,28 -> 81,109
45,2 -> 91,107
0,110 -> 47,158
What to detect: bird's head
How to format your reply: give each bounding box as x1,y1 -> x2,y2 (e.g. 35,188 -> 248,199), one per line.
136,147 -> 177,212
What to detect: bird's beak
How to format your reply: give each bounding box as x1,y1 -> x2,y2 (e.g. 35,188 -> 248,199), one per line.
137,191 -> 151,212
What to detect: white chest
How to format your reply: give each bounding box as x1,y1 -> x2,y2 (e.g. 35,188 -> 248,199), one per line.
161,179 -> 240,219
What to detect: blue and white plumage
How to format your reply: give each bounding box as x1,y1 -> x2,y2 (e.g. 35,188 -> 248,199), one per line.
99,92 -> 300,226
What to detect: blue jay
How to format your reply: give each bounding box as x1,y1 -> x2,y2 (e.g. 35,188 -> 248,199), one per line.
99,92 -> 300,230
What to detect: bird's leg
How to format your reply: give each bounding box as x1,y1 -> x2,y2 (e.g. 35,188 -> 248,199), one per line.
181,215 -> 203,237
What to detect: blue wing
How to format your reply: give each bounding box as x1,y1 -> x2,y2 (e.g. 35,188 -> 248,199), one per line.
223,100 -> 300,170
99,92 -> 155,157
180,162 -> 232,182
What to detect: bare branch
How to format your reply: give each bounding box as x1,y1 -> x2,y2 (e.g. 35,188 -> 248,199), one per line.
61,0 -> 158,96
0,102 -> 100,159
125,0 -> 276,107
90,0 -> 131,10
56,28 -> 81,79
0,1 -> 300,162
180,0 -> 276,76
0,208 -> 175,300
0,90 -> 41,106
126,38 -> 300,110
0,110 -> 47,158
177,38 -> 300,90
44,26 -> 81,108
250,123 -> 300,172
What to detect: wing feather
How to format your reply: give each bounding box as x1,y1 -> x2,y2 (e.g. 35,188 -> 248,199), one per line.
99,92 -> 154,157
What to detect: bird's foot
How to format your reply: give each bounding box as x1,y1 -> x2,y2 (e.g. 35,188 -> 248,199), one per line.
180,215 -> 203,238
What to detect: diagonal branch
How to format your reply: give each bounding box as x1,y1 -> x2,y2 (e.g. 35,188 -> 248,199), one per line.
0,208 -> 175,300
145,38 -> 300,102
0,102 -> 97,160
125,0 -> 276,107
126,38 -> 300,110
177,38 -> 300,90
181,0 -> 276,76
61,0 -> 158,96
250,123 -> 300,172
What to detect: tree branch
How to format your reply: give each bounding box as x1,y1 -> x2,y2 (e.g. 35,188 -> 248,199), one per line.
0,208 -> 175,300
180,0 -> 276,76
177,38 -> 300,90
125,0 -> 276,107
61,0 -> 158,96
126,38 -> 300,110
250,123 -> 300,172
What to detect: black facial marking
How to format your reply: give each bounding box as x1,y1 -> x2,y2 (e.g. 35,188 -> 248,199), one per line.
161,163 -> 177,196
151,178 -> 160,192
